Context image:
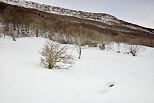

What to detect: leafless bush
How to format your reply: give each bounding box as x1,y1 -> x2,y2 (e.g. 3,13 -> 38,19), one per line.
116,42 -> 121,53
99,42 -> 105,50
75,34 -> 87,59
86,41 -> 98,47
106,42 -> 113,51
40,40 -> 74,69
125,44 -> 143,56
3,24 -> 16,41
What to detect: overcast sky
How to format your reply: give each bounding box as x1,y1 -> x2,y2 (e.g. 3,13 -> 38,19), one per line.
27,0 -> 154,28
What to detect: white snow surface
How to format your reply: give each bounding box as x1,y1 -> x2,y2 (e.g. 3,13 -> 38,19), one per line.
0,37 -> 154,103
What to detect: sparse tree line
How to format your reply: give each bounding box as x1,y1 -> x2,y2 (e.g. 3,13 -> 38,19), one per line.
39,36 -> 143,69
98,42 -> 143,56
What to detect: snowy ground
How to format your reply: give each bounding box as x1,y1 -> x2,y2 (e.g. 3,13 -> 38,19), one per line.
0,37 -> 154,103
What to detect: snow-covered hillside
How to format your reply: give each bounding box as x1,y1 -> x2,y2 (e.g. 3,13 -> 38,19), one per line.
0,0 -> 120,24
1,0 -> 154,34
0,37 -> 154,103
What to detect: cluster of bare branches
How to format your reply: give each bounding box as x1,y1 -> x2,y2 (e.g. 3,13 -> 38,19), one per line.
74,31 -> 87,59
124,44 -> 143,56
40,41 -> 74,69
98,39 -> 144,56
75,35 -> 87,59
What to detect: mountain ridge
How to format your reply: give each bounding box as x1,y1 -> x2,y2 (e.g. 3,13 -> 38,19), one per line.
1,0 -> 154,35
0,0 -> 154,47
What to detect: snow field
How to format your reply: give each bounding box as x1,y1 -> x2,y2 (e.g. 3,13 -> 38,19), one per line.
0,37 -> 154,103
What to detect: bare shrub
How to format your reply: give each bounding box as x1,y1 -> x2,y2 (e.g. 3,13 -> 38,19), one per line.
98,34 -> 113,51
99,42 -> 105,50
40,40 -> 73,69
75,34 -> 87,59
125,44 -> 143,56
116,42 -> 121,53
3,24 -> 16,41
106,42 -> 113,51
86,41 -> 98,47
72,26 -> 87,59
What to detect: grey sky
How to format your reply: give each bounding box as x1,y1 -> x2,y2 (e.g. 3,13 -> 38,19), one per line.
27,0 -> 154,28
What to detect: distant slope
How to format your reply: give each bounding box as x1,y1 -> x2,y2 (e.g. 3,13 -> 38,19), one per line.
0,0 -> 154,47
1,0 -> 154,35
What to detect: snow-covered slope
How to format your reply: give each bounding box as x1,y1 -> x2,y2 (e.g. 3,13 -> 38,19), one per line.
0,0 -> 119,24
0,37 -> 154,103
1,0 -> 154,34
